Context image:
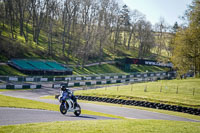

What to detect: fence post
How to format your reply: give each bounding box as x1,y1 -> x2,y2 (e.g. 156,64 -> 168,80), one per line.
131,85 -> 133,92
193,88 -> 195,96
144,85 -> 147,92
105,86 -> 107,91
160,86 -> 162,92
117,86 -> 119,91
176,86 -> 178,94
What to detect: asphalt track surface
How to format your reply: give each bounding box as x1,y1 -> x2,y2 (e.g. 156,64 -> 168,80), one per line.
0,107 -> 115,126
0,86 -> 200,125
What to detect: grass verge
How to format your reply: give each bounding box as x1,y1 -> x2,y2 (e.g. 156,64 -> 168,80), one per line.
75,78 -> 200,108
0,89 -> 31,92
0,119 -> 200,133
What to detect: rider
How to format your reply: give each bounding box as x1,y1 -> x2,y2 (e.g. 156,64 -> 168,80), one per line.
59,85 -> 77,108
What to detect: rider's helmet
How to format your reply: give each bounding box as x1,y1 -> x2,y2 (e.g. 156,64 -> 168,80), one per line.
61,85 -> 67,91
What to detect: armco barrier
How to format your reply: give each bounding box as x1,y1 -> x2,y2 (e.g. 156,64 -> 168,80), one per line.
0,84 -> 42,89
52,78 -> 149,88
77,95 -> 200,116
0,71 -> 174,82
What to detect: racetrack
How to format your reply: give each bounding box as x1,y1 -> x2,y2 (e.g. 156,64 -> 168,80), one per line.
0,107 -> 115,126
0,86 -> 200,125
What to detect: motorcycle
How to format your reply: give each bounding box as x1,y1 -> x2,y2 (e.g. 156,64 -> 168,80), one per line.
58,93 -> 81,116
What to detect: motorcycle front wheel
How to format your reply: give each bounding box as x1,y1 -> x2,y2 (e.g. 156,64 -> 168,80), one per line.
60,103 -> 68,115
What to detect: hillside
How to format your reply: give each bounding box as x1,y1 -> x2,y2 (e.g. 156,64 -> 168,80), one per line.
0,0 -> 172,76
0,24 -> 170,63
0,23 -> 171,76
0,0 -> 172,65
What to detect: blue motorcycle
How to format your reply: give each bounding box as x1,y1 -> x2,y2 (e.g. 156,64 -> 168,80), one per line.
59,92 -> 81,116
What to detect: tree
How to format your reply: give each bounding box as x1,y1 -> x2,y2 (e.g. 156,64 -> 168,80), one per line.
97,0 -> 110,65
16,0 -> 27,36
171,0 -> 200,77
0,1 -> 5,35
120,4 -> 130,47
154,17 -> 169,55
45,0 -> 59,56
31,0 -> 47,44
5,0 -> 15,39
137,20 -> 155,58
127,10 -> 145,50
172,21 -> 179,33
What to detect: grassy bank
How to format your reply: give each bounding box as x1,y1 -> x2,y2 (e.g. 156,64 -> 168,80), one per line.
0,64 -> 25,76
75,78 -> 200,108
0,119 -> 200,133
73,64 -> 169,75
0,94 -> 58,111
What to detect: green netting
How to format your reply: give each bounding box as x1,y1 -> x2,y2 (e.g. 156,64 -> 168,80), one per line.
46,61 -> 67,71
11,59 -> 70,71
12,59 -> 36,70
26,60 -> 53,70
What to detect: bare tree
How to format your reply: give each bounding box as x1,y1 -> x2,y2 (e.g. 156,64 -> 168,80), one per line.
0,0 -> 5,35
81,0 -> 99,66
45,0 -> 59,56
127,10 -> 145,50
154,17 -> 169,55
31,0 -> 47,44
137,20 -> 155,58
5,0 -> 15,39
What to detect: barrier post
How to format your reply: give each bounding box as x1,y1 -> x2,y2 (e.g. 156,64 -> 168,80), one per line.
144,85 -> 147,92
193,88 -> 195,96
176,86 -> 178,94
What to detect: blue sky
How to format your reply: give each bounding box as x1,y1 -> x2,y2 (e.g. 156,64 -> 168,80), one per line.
122,0 -> 192,25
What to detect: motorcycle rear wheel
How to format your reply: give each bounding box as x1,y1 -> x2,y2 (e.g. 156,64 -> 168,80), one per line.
74,104 -> 81,116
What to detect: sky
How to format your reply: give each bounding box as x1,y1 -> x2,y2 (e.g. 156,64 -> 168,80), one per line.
122,0 -> 192,26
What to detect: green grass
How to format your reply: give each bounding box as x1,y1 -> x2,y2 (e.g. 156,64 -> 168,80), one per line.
0,94 -> 59,111
73,64 -> 169,75
129,64 -> 169,72
73,64 -> 127,75
0,119 -> 199,133
0,89 -> 10,91
75,78 -> 200,108
0,94 -> 123,119
0,89 -> 31,92
0,64 -> 25,76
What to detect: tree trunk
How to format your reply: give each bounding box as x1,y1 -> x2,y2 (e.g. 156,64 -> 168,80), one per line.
66,18 -> 72,60
127,26 -> 134,50
18,0 -> 24,36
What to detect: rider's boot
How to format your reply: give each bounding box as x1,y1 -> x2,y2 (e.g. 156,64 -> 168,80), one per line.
74,102 -> 77,109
